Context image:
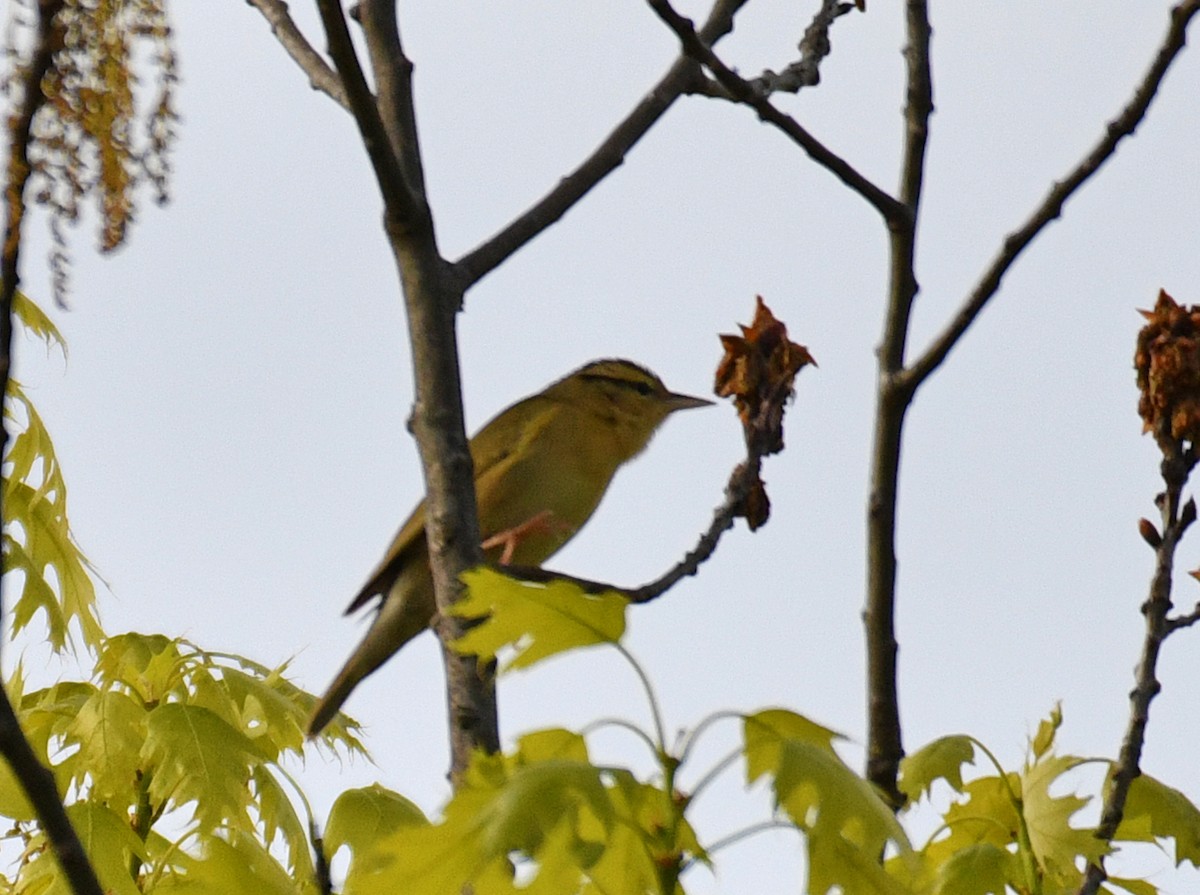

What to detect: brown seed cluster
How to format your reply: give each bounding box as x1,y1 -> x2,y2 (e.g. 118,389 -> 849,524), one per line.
715,297 -> 816,529
1135,289 -> 1200,450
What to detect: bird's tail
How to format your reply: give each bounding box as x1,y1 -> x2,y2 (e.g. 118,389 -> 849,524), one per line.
307,659 -> 367,737
306,578 -> 433,736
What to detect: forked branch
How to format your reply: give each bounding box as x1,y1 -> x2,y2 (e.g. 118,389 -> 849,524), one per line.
453,0 -> 751,289
903,0 -> 1200,396
645,0 -> 903,222
245,0 -> 350,109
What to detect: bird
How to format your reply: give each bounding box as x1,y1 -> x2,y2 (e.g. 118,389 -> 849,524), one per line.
307,359 -> 712,735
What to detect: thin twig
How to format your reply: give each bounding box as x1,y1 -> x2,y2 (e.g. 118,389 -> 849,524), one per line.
902,0 -> 1200,395
645,0 -> 903,223
1166,601 -> 1200,632
311,820 -> 333,895
313,0 -> 420,231
1077,452 -> 1199,895
1,4 -> 105,892
452,0 -> 750,290
696,0 -> 855,98
500,437 -> 764,604
356,0 -> 429,207
244,0 -> 350,110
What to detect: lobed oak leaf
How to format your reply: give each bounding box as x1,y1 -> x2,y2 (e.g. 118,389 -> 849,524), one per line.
453,567 -> 628,671
898,734 -> 977,801
1116,772 -> 1200,867
1020,754 -> 1108,881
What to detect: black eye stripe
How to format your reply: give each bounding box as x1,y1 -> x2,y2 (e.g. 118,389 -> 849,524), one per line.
579,373 -> 657,395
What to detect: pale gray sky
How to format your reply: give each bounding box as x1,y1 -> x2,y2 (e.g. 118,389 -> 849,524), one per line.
10,1 -> 1200,890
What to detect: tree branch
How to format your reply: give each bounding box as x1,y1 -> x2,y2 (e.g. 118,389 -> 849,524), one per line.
313,0 -> 420,231
452,0 -> 750,290
902,0 -> 1200,395
500,422 -> 767,604
1,5 -> 105,892
356,1 -> 429,207
245,0 -> 350,110
862,0 -> 932,810
329,0 -> 497,775
1077,451 -> 1199,895
644,0 -> 903,223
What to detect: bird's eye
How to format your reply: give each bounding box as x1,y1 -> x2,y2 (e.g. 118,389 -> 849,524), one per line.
633,381 -> 653,396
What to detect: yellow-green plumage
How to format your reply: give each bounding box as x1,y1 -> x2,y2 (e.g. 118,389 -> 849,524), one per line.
307,359 -> 710,735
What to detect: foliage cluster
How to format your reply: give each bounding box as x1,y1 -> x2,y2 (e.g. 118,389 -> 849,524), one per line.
2,408 -> 1199,895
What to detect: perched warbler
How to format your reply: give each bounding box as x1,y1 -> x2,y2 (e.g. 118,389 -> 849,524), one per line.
307,359 -> 712,735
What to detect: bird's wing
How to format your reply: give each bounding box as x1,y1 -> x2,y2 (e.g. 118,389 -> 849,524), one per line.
344,502 -> 427,614
469,395 -> 560,538
344,394 -> 560,614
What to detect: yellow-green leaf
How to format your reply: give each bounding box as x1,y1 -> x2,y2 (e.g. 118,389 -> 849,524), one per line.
140,702 -> 268,832
807,828 -> 917,895
324,784 -> 428,863
743,708 -> 842,784
252,765 -> 315,878
743,709 -> 913,893
97,633 -> 185,704
452,567 -> 627,670
933,842 -> 1015,895
13,288 -> 67,356
1032,703 -> 1063,759
512,728 -> 591,765
66,689 -> 147,803
20,803 -> 146,895
899,735 -> 976,801
1021,754 -> 1107,879
1117,772 -> 1200,867
152,830 -> 304,895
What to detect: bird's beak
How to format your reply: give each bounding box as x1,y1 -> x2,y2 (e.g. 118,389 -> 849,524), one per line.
665,391 -> 714,411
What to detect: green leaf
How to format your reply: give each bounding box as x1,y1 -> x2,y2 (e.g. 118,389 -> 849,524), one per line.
140,702 -> 268,832
69,802 -> 147,895
65,689 -> 147,803
3,383 -> 102,652
0,741 -> 36,821
933,842 -> 1015,895
252,765 -> 315,879
742,710 -> 913,893
218,666 -> 306,759
4,481 -> 102,651
324,784 -> 428,862
933,774 -> 1022,858
452,567 -> 628,670
808,827 -> 915,895
13,288 -> 67,356
743,708 -> 842,784
1031,703 -> 1063,759
152,831 -> 305,895
97,633 -> 185,704
19,803 -> 146,895
349,752 -> 616,895
513,727 -> 591,765
899,735 -> 976,801
1116,772 -> 1200,867
1020,754 -> 1107,881
1106,876 -> 1159,895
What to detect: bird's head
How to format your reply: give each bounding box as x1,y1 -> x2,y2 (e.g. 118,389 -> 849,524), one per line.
549,359 -> 712,460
